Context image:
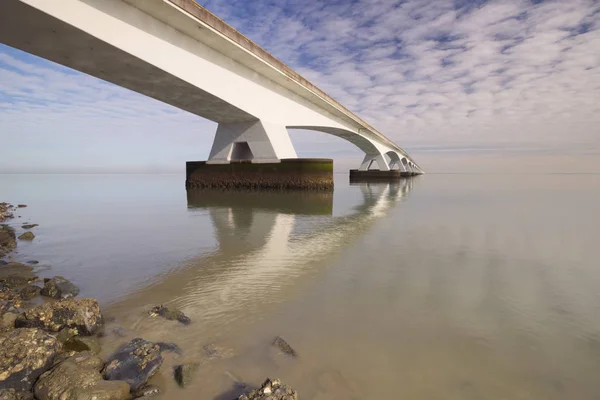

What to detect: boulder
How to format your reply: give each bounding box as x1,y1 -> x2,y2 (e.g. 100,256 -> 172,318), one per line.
102,338 -> 164,392
17,232 -> 34,241
34,353 -> 129,400
16,205 -> 26,209
236,378 -> 298,400
0,328 -> 58,391
0,226 -> 16,257
15,298 -> 104,335
21,225 -> 38,230
0,263 -> 37,287
0,389 -> 33,400
18,285 -> 41,300
63,336 -> 101,354
149,305 -> 191,325
272,336 -> 297,357
132,385 -> 160,399
41,276 -> 80,299
173,363 -> 199,388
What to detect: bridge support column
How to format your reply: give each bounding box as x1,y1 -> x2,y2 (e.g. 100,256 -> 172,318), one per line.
350,151 -> 419,182
207,120 -> 297,164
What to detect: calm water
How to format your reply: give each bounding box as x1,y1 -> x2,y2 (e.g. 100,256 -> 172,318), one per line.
2,173 -> 600,399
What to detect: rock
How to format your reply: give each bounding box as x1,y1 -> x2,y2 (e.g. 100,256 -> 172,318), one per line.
272,336 -> 298,357
0,328 -> 58,391
0,389 -> 33,400
16,205 -> 26,209
0,261 -> 7,266
34,353 -> 130,400
15,298 -> 104,335
132,385 -> 160,398
21,225 -> 38,230
19,285 -> 41,300
0,204 -> 16,223
236,378 -> 298,400
17,232 -> 34,241
64,336 -> 101,354
156,341 -> 182,355
0,226 -> 16,257
0,313 -> 18,330
149,305 -> 191,325
102,338 -> 164,392
41,276 -> 80,299
201,343 -> 234,360
0,263 -> 37,289
174,363 -> 199,388
25,260 -> 38,265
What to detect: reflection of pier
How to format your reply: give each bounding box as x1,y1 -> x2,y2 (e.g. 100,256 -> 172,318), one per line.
105,179 -> 416,340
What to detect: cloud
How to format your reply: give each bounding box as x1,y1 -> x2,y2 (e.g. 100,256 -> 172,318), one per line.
1,0 -> 599,172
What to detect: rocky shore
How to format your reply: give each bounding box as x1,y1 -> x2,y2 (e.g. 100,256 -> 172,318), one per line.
0,202 -> 299,400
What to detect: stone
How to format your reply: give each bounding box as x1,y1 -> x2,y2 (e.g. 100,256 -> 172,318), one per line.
41,276 -> 80,299
0,226 -> 16,257
132,385 -> 160,398
17,232 -> 34,241
25,260 -> 38,265
149,305 -> 191,325
0,328 -> 58,391
0,261 -> 7,266
0,389 -> 33,400
0,313 -> 18,330
63,336 -> 101,354
156,341 -> 182,355
272,336 -> 298,357
21,225 -> 38,230
174,363 -> 199,388
236,378 -> 298,400
19,285 -> 41,300
16,205 -> 26,209
102,338 -> 164,392
0,263 -> 37,289
201,343 -> 234,360
34,353 -> 130,400
0,204 -> 16,223
15,298 -> 104,335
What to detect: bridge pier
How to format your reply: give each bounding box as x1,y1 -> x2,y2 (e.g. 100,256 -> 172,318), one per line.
349,150 -> 420,182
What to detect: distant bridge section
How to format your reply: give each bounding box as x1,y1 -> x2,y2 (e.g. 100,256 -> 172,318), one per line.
0,0 -> 423,176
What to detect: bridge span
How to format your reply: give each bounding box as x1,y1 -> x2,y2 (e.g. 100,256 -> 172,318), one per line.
0,0 -> 424,187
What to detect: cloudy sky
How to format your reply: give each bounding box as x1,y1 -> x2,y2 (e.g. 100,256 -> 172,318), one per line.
1,0 -> 599,173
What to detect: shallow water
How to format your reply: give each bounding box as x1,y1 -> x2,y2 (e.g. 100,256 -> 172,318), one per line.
2,173 -> 600,399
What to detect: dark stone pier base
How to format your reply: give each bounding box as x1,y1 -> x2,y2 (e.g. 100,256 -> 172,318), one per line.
349,169 -> 419,183
186,159 -> 333,190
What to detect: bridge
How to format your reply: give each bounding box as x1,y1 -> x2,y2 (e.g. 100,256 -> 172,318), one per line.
0,0 -> 424,188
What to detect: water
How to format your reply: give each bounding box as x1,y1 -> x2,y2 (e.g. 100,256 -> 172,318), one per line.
2,173 -> 600,399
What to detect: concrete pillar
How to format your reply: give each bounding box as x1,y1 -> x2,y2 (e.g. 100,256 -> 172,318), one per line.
358,153 -> 391,171
207,120 -> 297,164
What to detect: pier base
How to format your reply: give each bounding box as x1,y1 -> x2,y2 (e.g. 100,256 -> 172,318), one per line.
349,169 -> 418,183
186,159 -> 333,190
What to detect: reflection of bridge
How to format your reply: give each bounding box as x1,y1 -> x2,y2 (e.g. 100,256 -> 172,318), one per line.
1,0 -> 423,184
104,180 -> 415,343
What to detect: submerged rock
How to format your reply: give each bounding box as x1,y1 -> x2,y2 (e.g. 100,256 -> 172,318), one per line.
156,341 -> 182,355
16,205 -> 27,209
102,338 -> 164,392
0,328 -> 58,391
0,263 -> 37,290
174,363 -> 199,388
18,285 -> 41,300
17,232 -> 34,241
21,225 -> 38,230
236,378 -> 298,400
41,276 -> 80,299
15,298 -> 104,335
149,305 -> 191,325
35,353 -> 129,400
132,385 -> 160,398
0,226 -> 16,257
272,336 -> 298,357
63,336 -> 101,354
25,260 -> 38,265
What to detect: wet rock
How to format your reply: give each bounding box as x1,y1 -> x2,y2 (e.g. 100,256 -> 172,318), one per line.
0,389 -> 33,400
272,336 -> 298,357
21,225 -> 38,230
0,328 -> 58,391
19,285 -> 41,300
0,263 -> 37,289
0,225 -> 16,257
34,353 -> 130,400
25,260 -> 38,265
236,378 -> 298,400
156,341 -> 182,355
17,232 -> 34,241
132,385 -> 160,398
149,305 -> 191,325
174,363 -> 199,388
64,336 -> 101,354
201,343 -> 234,360
16,205 -> 27,209
0,312 -> 18,330
111,327 -> 128,338
15,298 -> 104,335
102,338 -> 164,392
41,276 -> 80,299
0,261 -> 7,266
0,204 -> 16,223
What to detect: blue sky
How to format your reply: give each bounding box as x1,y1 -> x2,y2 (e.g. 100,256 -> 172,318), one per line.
1,0 -> 599,173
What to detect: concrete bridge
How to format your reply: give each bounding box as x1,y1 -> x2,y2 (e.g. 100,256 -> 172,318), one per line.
0,0 -> 424,187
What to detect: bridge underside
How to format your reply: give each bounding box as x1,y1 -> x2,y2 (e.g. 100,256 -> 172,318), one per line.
0,0 -> 423,188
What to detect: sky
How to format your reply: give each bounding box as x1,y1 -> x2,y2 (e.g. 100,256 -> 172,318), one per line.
1,0 -> 599,173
